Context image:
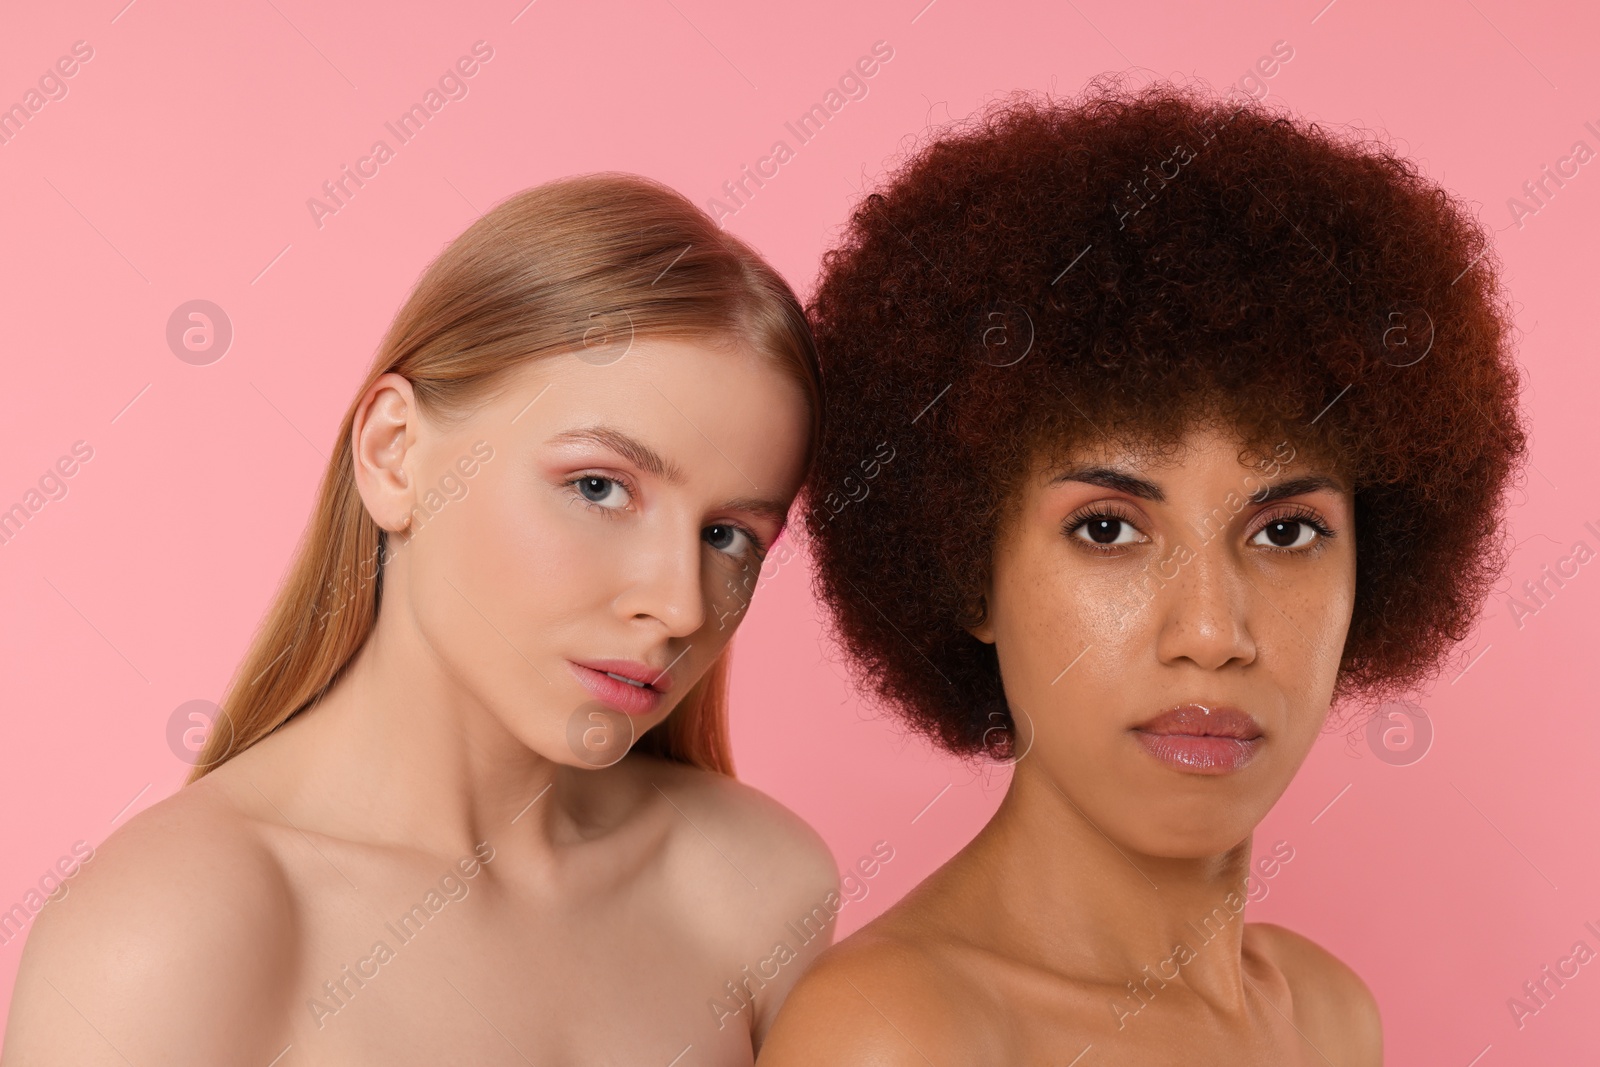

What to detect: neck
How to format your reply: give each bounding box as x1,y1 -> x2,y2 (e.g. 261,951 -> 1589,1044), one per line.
965,761 -> 1259,1015
235,560 -> 621,864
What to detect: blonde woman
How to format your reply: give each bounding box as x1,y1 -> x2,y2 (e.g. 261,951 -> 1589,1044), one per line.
6,174 -> 837,1065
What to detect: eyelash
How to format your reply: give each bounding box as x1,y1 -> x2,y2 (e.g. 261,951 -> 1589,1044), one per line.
562,472 -> 769,559
1255,505 -> 1336,553
1062,503 -> 1142,556
1061,502 -> 1335,556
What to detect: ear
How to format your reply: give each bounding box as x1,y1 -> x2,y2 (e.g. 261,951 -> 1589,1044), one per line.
351,372 -> 419,533
963,585 -> 996,645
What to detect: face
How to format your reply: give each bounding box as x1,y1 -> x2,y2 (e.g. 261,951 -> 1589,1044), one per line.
968,420 -> 1356,857
354,335 -> 810,768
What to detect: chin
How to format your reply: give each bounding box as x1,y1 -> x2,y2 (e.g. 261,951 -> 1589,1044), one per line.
1116,793 -> 1271,859
1129,826 -> 1256,861
474,703 -> 577,763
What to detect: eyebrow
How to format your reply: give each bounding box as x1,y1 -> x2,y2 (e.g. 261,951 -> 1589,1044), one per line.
1246,475 -> 1347,504
549,427 -> 686,484
549,426 -> 792,528
1051,466 -> 1346,505
723,496 -> 793,527
1052,465 -> 1166,501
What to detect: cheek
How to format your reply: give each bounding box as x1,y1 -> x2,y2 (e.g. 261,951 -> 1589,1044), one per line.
703,551 -> 759,627
988,544 -> 1140,760
1273,579 -> 1350,723
1273,556 -> 1357,705
405,470 -> 595,691
671,557 -> 753,681
991,543 -> 1140,700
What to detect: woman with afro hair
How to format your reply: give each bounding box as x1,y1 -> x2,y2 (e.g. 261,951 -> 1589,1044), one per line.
759,76 -> 1526,1064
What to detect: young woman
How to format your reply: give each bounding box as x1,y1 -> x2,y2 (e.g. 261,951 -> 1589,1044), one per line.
760,80 -> 1526,1064
6,174 -> 838,1065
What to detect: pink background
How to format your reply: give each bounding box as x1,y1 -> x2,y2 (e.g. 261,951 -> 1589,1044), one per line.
2,0 -> 1597,1059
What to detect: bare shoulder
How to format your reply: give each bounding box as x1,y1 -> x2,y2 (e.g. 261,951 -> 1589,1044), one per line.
758,919 -> 986,1066
1245,921 -> 1382,1065
638,755 -> 838,903
3,776 -> 297,1065
633,756 -> 840,1044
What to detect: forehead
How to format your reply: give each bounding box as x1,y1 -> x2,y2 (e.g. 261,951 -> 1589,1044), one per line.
1031,419 -> 1347,491
477,334 -> 804,419
481,334 -> 812,492
1049,425 -> 1263,469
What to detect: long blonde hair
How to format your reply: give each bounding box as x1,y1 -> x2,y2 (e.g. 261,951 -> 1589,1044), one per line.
189,173 -> 821,782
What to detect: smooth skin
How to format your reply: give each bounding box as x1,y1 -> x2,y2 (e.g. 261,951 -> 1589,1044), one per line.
5,337 -> 838,1066
759,419 -> 1381,1066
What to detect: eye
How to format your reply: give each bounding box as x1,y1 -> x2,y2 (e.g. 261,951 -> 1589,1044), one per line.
1249,508 -> 1333,552
569,474 -> 631,510
1065,505 -> 1147,550
704,523 -> 763,559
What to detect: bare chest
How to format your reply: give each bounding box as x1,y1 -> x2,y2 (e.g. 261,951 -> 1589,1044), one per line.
936,965 -> 1321,1066
262,849 -> 765,1065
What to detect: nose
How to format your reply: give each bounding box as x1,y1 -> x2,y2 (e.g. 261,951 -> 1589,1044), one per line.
613,519 -> 707,638
1153,543 -> 1257,671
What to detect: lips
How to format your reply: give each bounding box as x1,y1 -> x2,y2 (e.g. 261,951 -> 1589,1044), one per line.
567,658 -> 674,717
1132,703 -> 1264,775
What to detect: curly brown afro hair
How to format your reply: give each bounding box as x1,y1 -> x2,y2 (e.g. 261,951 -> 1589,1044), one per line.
800,76 -> 1528,760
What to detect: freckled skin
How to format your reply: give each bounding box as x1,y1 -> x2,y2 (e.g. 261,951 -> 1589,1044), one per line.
4,339 -> 839,1067
759,420 -> 1382,1066
981,422 -> 1354,860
